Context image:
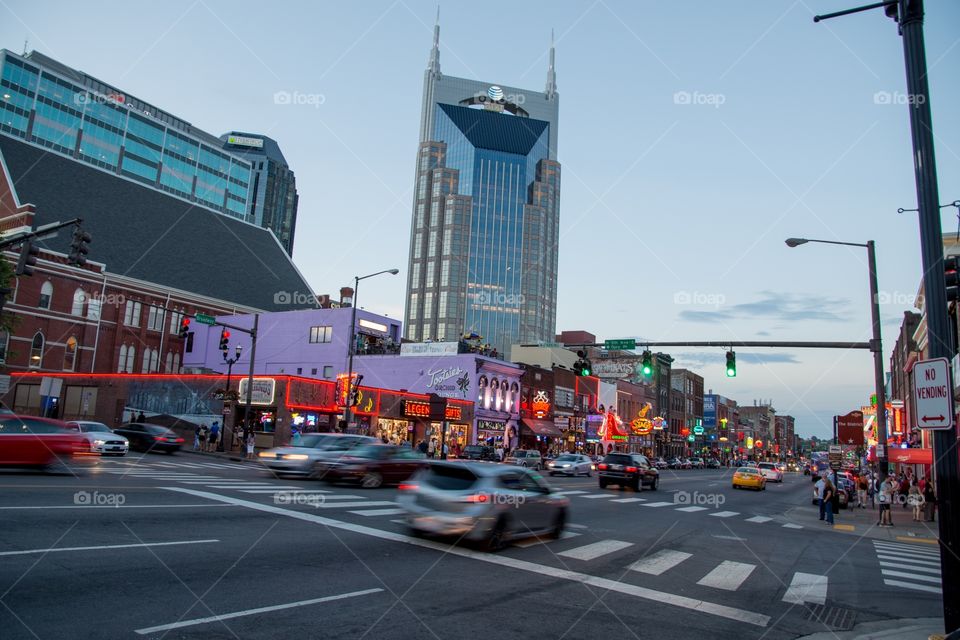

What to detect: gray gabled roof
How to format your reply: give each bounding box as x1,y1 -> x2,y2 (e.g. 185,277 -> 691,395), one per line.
0,135 -> 315,311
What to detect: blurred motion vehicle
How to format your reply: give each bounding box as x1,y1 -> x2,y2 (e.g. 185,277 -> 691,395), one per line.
112,423 -> 183,454
323,444 -> 427,488
598,453 -> 659,491
66,421 -> 129,456
259,434 -> 376,477
398,462 -> 569,551
545,453 -> 594,477
460,444 -> 497,461
504,449 -> 542,470
0,415 -> 86,470
757,462 -> 783,483
732,466 -> 767,490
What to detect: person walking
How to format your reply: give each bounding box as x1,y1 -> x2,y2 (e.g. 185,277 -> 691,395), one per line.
198,424 -> 209,451
245,431 -> 256,460
815,475 -> 827,521
867,472 -> 876,509
922,483 -> 937,522
208,422 -> 220,452
136,411 -> 146,423
878,476 -> 895,526
822,478 -> 836,525
427,438 -> 436,459
193,424 -> 202,450
857,474 -> 868,509
908,480 -> 923,521
898,473 -> 910,510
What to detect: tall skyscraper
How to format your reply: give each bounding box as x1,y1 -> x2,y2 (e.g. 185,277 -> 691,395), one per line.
404,17 -> 561,355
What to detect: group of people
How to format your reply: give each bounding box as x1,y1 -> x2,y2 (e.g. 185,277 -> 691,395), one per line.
814,467 -> 937,527
413,438 -> 461,459
193,422 -> 221,453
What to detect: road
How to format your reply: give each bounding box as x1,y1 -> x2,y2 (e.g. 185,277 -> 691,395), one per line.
0,456 -> 943,639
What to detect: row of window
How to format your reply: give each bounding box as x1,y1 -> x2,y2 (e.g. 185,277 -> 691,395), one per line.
117,345 -> 180,374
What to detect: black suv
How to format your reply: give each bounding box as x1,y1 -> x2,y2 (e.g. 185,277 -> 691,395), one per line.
598,453 -> 659,491
461,445 -> 497,461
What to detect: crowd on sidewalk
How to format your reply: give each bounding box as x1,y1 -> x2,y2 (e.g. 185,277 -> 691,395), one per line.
813,466 -> 938,527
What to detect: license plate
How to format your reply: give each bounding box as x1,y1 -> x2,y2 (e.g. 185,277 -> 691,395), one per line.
610,464 -> 622,470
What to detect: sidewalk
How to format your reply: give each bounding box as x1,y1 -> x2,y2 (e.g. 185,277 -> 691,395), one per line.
784,499 -> 941,544
795,617 -> 946,640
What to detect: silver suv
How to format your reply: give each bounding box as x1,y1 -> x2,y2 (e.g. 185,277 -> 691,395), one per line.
505,449 -> 542,470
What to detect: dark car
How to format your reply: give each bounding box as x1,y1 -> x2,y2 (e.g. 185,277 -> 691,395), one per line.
706,459 -> 722,469
461,445 -> 497,461
598,453 -> 659,491
0,415 -> 86,471
113,422 -> 184,454
324,444 -> 428,488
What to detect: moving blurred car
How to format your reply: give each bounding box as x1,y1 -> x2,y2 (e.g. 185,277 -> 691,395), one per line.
757,462 -> 783,483
545,453 -> 594,477
259,433 -> 376,477
66,421 -> 129,456
460,444 -> 497,461
113,423 -> 183,454
0,415 -> 86,470
504,449 -> 542,470
323,444 -> 427,488
732,466 -> 766,491
598,453 -> 659,491
398,461 -> 569,551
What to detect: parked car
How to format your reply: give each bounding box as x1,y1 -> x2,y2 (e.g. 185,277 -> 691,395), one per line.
667,457 -> 682,469
688,457 -> 705,469
706,458 -> 722,469
732,466 -> 767,491
460,444 -> 497,462
545,453 -> 594,477
504,449 -> 542,470
323,444 -> 428,488
259,433 -> 376,477
757,462 -> 784,483
598,453 -> 659,491
113,422 -> 183,454
677,458 -> 693,470
398,461 -> 569,551
66,421 -> 129,456
652,457 -> 669,470
0,415 -> 86,471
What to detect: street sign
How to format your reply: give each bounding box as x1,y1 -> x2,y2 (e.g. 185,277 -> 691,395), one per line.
195,313 -> 216,325
686,434 -> 695,442
604,339 -> 636,351
693,425 -> 704,435
828,444 -> 842,470
912,357 -> 954,430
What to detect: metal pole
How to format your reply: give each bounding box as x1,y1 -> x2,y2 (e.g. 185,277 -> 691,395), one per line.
867,241 -> 890,481
343,276 -> 359,432
218,358 -> 232,453
898,0 -> 960,630
243,314 -> 258,442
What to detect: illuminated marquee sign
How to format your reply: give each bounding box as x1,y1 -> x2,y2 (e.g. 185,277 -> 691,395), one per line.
531,390 -> 550,418
237,378 -> 276,405
402,399 -> 462,421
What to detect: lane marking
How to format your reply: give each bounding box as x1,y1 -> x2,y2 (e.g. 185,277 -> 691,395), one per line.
709,511 -> 739,518
238,489 -> 333,495
873,541 -> 940,555
314,501 -> 397,509
557,540 -> 633,561
0,504 -> 238,510
610,498 -> 646,503
513,531 -> 581,548
697,561 -> 756,591
878,561 -> 940,574
568,523 -> 589,529
882,579 -> 941,594
580,494 -> 615,499
162,487 -> 771,627
832,524 -> 855,531
675,506 -> 707,512
204,485 -> 300,489
553,490 -> 588,496
782,524 -> 803,529
879,569 -> 941,583
895,536 -> 938,545
627,549 -> 692,576
782,572 -> 828,605
875,554 -> 941,566
0,539 -> 218,556
134,588 -> 384,634
744,516 -> 772,523
348,508 -> 406,517
640,502 -> 675,508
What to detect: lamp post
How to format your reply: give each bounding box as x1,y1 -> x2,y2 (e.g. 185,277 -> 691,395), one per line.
219,344 -> 242,452
342,268 -> 399,432
785,237 -> 888,481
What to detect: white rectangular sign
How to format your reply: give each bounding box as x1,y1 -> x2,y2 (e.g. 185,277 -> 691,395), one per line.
912,357 -> 954,430
237,378 -> 276,405
400,342 -> 458,356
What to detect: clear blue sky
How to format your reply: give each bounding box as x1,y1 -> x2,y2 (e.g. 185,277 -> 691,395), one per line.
3,0 -> 959,440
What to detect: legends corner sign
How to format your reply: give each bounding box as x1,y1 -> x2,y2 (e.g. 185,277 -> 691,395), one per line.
912,358 -> 954,430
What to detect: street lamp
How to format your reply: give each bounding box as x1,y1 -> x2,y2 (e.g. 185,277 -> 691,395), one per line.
342,268 -> 400,432
219,344 -> 242,452
785,237 -> 889,481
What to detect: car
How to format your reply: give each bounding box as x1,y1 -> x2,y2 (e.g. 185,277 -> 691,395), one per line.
504,449 -> 542,470
688,457 -> 705,469
113,422 -> 183,453
545,453 -> 594,477
652,457 -> 669,470
460,444 -> 497,461
666,457 -> 682,469
258,433 -> 376,477
706,458 -> 722,469
398,461 -> 569,551
677,458 -> 693,470
732,466 -> 767,491
743,460 -> 758,467
66,421 -> 129,456
598,453 -> 659,491
323,444 -> 428,488
0,415 -> 86,471
757,462 -> 783,483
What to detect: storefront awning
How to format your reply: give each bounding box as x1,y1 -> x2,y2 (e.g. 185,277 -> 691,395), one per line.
887,447 -> 933,465
521,419 -> 562,438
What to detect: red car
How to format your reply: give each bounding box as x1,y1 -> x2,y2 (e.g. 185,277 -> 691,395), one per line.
0,415 -> 86,470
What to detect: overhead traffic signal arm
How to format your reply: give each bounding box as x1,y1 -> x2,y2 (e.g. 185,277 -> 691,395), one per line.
179,317 -> 191,339
67,226 -> 92,266
15,240 -> 39,276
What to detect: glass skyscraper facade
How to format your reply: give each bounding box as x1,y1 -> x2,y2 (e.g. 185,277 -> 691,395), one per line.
404,21 -> 561,355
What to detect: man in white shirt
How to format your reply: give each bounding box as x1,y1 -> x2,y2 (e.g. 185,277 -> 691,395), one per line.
815,476 -> 827,521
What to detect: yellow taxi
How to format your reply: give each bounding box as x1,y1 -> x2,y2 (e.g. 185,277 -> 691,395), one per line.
732,466 -> 767,491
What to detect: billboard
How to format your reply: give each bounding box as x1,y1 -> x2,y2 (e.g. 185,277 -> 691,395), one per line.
593,357 -> 643,381
704,395 -> 717,429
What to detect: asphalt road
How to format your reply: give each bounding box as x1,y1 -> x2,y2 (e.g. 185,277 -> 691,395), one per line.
0,456 -> 943,639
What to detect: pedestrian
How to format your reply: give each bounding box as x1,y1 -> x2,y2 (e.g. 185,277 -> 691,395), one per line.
922,483 -> 937,522
193,424 -> 202,450
908,480 -> 923,521
208,421 -> 220,452
442,442 -> 448,459
878,476 -> 894,526
198,423 -> 209,450
815,475 -> 827,521
496,445 -> 504,462
428,438 -> 436,458
246,431 -> 256,460
857,474 -> 868,509
822,478 -> 836,525
898,473 -> 909,509
867,472 -> 876,509
136,411 -> 145,423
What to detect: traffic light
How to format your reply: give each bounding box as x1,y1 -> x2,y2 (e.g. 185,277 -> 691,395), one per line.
945,255 -> 960,302
725,351 -> 737,377
178,317 -> 190,339
641,350 -> 653,376
15,240 -> 39,276
219,329 -> 231,353
67,227 -> 92,266
574,350 -> 592,376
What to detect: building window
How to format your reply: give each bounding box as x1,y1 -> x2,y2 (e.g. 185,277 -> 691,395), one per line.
169,310 -> 184,334
29,332 -> 44,368
147,305 -> 165,331
124,345 -> 136,373
172,353 -> 180,373
141,348 -> 152,373
63,336 -> 78,371
311,368 -> 317,375
71,289 -> 86,316
323,365 -> 333,379
309,326 -> 333,343
165,351 -> 173,373
87,296 -> 102,321
118,345 -> 127,373
296,367 -> 302,375
124,300 -> 142,327
39,282 -> 53,309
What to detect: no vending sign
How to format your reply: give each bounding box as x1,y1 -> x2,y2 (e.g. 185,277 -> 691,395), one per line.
912,358 -> 954,430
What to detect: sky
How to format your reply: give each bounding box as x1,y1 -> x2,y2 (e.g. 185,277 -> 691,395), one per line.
2,0 -> 959,440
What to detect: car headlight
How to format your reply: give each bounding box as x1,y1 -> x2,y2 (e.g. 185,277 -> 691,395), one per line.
93,439 -> 106,445
258,452 -> 277,459
285,454 -> 309,461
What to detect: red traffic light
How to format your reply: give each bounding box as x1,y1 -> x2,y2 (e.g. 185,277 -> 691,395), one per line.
223,330 -> 230,339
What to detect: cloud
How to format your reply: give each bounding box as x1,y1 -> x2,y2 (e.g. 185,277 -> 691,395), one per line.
677,290 -> 849,324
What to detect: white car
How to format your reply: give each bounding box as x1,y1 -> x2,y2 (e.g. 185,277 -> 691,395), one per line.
546,454 -> 595,477
757,462 -> 783,483
66,421 -> 129,456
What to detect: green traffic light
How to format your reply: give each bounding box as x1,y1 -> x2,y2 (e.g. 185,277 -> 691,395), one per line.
725,350 -> 736,377
726,367 -> 736,377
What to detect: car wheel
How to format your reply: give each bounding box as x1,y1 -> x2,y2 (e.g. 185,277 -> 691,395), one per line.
548,509 -> 566,540
586,468 -> 592,478
632,479 -> 642,492
361,472 -> 383,489
483,516 -> 510,552
651,477 -> 659,491
599,480 -> 608,489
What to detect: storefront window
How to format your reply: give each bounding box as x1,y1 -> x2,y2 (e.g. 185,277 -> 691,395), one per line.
377,418 -> 412,444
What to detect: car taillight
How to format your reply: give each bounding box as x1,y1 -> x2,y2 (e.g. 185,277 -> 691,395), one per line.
626,466 -> 638,473
174,438 -> 184,443
462,493 -> 489,503
398,483 -> 418,491
598,464 -> 607,470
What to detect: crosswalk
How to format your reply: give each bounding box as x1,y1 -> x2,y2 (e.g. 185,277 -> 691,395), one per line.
872,540 -> 942,595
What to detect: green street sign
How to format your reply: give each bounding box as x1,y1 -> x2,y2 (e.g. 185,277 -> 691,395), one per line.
195,313 -> 216,325
693,426 -> 704,435
687,434 -> 695,442
604,339 -> 636,350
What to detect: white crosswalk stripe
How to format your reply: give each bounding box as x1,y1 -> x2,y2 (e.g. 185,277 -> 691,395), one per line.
709,511 -> 739,518
512,531 -> 580,548
557,540 -> 633,561
610,498 -> 646,503
581,494 -> 616,499
674,506 -> 707,512
782,523 -> 803,529
872,541 -> 942,594
640,502 -> 675,508
626,549 -> 692,576
697,561 -> 756,591
553,490 -> 588,496
348,508 -> 406,517
782,572 -> 828,605
744,516 -> 773,523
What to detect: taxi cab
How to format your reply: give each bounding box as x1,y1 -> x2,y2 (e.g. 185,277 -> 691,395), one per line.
732,466 -> 767,491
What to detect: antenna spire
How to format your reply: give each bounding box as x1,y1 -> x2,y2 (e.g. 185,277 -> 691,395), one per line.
427,6 -> 441,75
545,29 -> 557,99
